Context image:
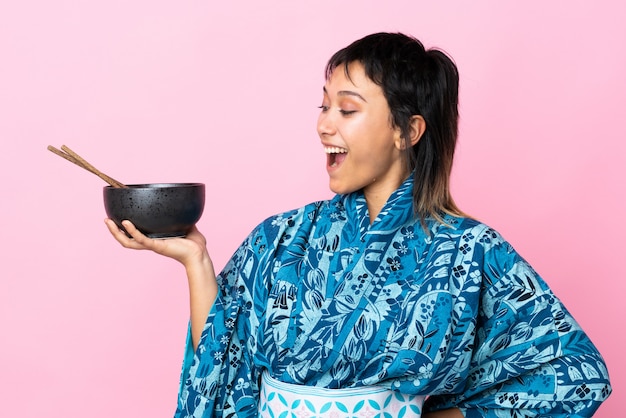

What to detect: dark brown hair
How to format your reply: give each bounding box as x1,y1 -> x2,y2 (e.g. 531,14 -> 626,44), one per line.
325,32 -> 465,224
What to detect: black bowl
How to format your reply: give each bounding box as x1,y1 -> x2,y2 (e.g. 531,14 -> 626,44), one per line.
104,183 -> 205,238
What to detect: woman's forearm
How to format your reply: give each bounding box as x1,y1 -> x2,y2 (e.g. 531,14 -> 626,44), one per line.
185,254 -> 218,350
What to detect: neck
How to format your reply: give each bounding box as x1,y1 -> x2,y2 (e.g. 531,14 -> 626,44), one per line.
366,200 -> 383,224
363,177 -> 406,224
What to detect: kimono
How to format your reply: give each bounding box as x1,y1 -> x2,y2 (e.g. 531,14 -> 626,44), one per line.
174,177 -> 611,417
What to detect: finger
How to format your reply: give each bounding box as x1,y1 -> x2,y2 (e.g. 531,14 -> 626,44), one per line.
104,219 -> 147,249
120,220 -> 155,245
120,220 -> 168,252
104,218 -> 127,239
121,220 -> 144,239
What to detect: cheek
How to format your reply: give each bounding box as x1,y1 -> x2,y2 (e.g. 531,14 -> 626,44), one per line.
366,124 -> 399,152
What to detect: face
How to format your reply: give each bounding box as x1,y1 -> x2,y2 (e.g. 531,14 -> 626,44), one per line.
317,62 -> 408,200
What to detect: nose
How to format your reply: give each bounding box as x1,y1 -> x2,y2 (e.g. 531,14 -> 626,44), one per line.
317,110 -> 336,138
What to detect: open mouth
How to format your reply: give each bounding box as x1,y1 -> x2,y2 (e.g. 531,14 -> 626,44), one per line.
325,146 -> 347,168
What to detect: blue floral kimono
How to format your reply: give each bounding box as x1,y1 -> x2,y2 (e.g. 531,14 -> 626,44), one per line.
174,177 -> 611,417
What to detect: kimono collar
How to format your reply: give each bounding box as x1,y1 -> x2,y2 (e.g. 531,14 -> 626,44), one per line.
346,175 -> 416,239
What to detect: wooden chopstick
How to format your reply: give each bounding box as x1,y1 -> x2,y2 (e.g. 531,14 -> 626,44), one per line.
47,145 -> 128,188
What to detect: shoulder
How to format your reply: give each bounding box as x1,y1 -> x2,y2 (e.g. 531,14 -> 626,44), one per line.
431,215 -> 526,278
432,215 -> 505,246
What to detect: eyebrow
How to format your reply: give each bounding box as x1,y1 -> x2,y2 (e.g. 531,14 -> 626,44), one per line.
323,87 -> 368,102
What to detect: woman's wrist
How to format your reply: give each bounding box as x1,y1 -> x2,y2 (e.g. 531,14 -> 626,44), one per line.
184,252 -> 215,283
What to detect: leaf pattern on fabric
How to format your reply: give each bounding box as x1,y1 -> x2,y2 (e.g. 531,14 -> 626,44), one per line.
174,177 -> 611,417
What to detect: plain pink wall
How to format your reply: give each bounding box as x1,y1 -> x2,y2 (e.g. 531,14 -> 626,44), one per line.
1,1 -> 623,416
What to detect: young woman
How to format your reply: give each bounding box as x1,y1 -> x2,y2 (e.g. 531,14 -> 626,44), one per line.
106,33 -> 611,417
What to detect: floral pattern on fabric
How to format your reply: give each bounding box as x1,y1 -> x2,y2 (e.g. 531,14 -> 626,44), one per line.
174,177 -> 611,417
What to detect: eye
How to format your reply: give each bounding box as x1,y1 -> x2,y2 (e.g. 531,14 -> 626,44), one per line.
339,110 -> 356,116
318,105 -> 329,112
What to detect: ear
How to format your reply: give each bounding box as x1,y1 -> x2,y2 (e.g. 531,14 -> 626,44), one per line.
395,115 -> 426,150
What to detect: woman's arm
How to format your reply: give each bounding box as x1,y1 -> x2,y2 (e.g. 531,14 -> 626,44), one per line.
105,219 -> 217,349
425,225 -> 611,416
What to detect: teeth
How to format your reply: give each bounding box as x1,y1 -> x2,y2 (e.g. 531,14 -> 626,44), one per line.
324,147 -> 347,154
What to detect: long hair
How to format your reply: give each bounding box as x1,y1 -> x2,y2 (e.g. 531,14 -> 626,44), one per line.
325,32 -> 465,224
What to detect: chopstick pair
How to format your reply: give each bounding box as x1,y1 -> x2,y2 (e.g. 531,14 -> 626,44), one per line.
47,145 -> 128,188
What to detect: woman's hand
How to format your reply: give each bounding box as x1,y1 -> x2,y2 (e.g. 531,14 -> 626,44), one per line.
104,219 -> 207,268
105,219 -> 218,349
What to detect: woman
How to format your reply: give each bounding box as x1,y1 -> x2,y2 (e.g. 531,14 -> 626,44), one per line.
106,33 -> 611,417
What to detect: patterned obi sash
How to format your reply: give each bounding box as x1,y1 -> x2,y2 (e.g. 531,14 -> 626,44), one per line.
258,371 -> 426,417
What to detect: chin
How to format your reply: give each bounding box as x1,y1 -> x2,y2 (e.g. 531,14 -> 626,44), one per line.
328,180 -> 358,196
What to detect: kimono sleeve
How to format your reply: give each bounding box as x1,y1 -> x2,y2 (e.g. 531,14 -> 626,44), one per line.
174,221 -> 274,418
426,228 -> 611,417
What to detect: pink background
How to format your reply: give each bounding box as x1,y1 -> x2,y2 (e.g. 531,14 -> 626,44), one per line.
1,1 -> 623,416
